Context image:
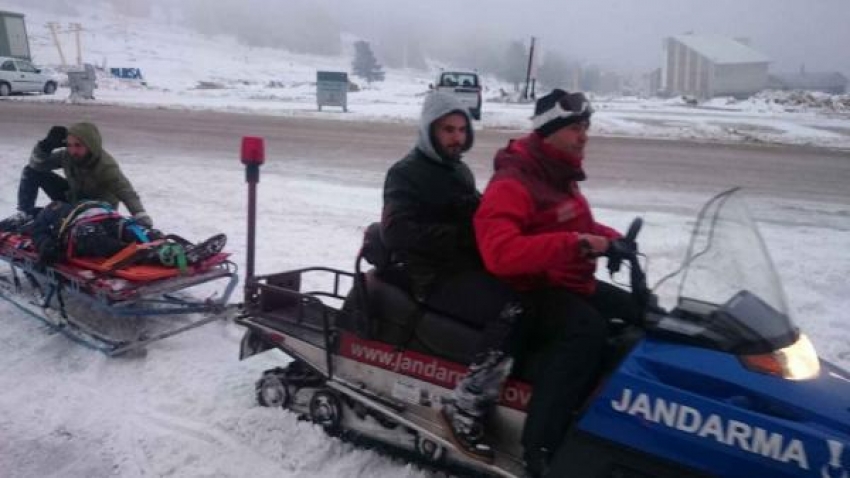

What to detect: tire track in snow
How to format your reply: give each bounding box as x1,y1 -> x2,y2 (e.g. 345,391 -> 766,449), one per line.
127,408 -> 294,477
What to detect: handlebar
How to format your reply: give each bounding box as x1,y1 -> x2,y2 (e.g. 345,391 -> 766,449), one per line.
604,217 -> 659,316
607,217 -> 641,275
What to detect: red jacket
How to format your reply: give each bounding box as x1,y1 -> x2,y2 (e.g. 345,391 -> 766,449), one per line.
474,133 -> 620,295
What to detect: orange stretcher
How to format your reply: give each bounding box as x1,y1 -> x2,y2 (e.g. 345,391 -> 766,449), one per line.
0,232 -> 230,285
67,255 -> 230,281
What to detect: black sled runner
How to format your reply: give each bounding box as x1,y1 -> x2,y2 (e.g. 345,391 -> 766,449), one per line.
0,230 -> 238,356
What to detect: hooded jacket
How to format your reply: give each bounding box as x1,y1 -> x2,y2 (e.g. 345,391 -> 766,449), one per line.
380,91 -> 480,298
474,132 -> 620,295
27,122 -> 146,216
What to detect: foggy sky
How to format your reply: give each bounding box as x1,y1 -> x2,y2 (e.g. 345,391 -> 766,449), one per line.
318,0 -> 850,75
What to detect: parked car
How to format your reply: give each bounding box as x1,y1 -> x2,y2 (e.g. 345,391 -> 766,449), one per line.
0,56 -> 57,96
432,71 -> 482,120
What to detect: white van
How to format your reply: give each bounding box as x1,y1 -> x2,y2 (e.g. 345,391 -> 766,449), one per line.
0,56 -> 57,96
433,71 -> 482,120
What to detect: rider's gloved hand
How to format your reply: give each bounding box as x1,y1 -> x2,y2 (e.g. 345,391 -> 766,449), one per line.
578,234 -> 610,258
605,237 -> 638,274
607,237 -> 637,258
133,211 -> 153,228
38,126 -> 68,153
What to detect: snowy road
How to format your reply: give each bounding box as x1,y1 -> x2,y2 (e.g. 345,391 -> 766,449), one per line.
3,102 -> 849,206
1,102 -> 849,478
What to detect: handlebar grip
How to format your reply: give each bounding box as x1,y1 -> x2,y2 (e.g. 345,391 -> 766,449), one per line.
608,255 -> 623,275
606,239 -> 625,274
608,217 -> 642,275
625,217 -> 643,242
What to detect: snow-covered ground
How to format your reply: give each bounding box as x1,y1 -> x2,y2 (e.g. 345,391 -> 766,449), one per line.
1,3 -> 849,478
4,1 -> 850,150
1,134 -> 848,477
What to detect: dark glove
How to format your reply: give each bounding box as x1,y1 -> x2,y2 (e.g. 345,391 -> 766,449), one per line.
146,228 -> 165,241
38,126 -> 68,153
606,237 -> 637,274
133,211 -> 153,228
608,237 -> 637,257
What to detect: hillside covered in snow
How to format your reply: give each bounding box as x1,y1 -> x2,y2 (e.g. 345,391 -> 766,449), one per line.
4,0 -> 850,150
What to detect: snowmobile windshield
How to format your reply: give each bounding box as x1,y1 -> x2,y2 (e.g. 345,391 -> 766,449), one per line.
667,189 -> 797,354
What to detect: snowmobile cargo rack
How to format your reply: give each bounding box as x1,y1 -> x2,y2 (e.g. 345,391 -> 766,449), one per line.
239,267 -> 355,377
0,232 -> 238,356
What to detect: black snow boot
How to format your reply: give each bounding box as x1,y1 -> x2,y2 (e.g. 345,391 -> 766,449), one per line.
440,402 -> 495,464
441,350 -> 513,464
523,446 -> 552,478
184,233 -> 227,265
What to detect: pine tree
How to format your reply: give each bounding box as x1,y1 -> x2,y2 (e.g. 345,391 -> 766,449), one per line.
352,40 -> 385,83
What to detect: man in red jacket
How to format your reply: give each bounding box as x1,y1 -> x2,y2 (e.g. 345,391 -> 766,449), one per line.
474,89 -> 641,476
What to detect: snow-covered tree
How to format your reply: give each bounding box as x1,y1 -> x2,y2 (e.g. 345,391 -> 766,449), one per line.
352,41 -> 385,83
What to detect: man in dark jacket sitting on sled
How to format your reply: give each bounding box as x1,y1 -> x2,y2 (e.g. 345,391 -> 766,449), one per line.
380,90 -> 524,463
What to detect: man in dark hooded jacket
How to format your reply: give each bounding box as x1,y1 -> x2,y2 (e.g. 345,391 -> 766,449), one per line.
13,123 -> 152,228
381,91 -> 523,463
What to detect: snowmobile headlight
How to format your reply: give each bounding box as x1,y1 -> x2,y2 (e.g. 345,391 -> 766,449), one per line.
739,334 -> 820,380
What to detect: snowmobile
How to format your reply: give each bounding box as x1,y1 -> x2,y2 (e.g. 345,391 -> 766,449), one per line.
236,188 -> 850,478
0,226 -> 237,356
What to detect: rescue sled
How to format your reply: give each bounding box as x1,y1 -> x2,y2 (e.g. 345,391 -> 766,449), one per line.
236,189 -> 850,478
0,231 -> 238,356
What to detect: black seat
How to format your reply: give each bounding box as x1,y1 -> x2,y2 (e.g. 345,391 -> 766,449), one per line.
340,268 -> 482,365
339,223 -> 482,364
364,270 -> 482,364
344,269 -> 545,380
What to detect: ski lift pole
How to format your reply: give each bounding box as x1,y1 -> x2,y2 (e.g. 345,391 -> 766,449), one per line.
241,136 -> 265,290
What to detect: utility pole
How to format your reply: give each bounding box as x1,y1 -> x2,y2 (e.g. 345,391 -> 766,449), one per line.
403,41 -> 408,70
522,36 -> 536,101
46,22 -> 67,66
69,23 -> 83,66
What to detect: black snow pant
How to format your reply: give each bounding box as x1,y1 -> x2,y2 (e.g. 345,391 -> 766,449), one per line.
426,269 -> 524,416
520,280 -> 641,460
18,166 -> 69,215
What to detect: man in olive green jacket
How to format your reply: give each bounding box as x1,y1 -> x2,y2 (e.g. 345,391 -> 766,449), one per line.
16,122 -> 152,227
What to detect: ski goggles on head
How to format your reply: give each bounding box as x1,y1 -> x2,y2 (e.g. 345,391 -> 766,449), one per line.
558,92 -> 593,116
532,92 -> 593,133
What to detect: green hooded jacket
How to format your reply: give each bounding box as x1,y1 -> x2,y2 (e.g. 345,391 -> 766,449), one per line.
28,122 -> 145,215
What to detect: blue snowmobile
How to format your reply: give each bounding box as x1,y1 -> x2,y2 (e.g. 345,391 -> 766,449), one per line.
236,188 -> 850,477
